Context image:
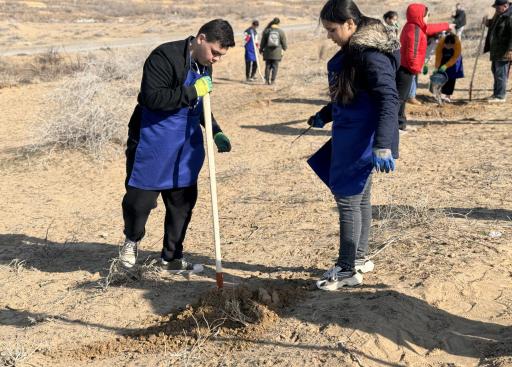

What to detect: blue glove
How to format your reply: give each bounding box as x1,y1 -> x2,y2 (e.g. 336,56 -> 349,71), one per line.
307,113 -> 325,128
372,148 -> 395,173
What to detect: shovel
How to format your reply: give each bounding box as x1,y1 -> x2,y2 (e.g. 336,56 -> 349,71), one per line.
202,93 -> 224,289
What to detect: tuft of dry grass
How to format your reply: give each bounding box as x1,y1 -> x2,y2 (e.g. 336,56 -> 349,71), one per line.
7,259 -> 27,275
23,50 -> 140,159
0,49 -> 87,88
98,256 -> 162,291
0,340 -> 34,367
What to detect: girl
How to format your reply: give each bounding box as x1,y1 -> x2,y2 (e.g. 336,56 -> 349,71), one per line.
259,17 -> 287,85
307,0 -> 400,290
434,33 -> 464,102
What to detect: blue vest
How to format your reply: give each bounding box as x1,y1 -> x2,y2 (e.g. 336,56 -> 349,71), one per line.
244,29 -> 257,62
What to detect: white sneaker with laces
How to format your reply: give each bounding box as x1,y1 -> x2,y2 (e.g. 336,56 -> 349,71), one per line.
354,258 -> 375,273
119,239 -> 138,268
316,265 -> 363,291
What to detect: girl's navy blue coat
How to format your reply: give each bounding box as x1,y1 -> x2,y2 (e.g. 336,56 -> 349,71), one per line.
309,22 -> 400,196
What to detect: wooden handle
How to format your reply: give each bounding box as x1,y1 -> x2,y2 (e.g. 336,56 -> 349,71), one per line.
469,24 -> 487,101
202,93 -> 223,289
251,32 -> 265,82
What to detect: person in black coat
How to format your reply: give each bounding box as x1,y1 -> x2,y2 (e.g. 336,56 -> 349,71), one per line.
451,3 -> 467,38
306,0 -> 399,291
120,19 -> 235,274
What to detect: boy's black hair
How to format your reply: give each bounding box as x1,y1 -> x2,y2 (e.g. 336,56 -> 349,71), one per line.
383,10 -> 398,20
197,19 -> 235,48
444,34 -> 457,44
252,20 -> 259,27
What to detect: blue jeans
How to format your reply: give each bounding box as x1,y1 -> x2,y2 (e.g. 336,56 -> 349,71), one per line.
492,61 -> 510,99
408,76 -> 417,99
335,175 -> 372,269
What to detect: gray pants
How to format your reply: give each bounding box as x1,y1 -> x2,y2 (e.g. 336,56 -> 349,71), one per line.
264,60 -> 279,84
492,60 -> 510,99
335,175 -> 372,269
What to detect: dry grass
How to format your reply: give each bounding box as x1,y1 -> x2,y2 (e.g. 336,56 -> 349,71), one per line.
165,314 -> 225,367
0,49 -> 87,88
21,50 -> 141,159
0,341 -> 34,367
6,259 -> 26,275
98,257 -> 162,291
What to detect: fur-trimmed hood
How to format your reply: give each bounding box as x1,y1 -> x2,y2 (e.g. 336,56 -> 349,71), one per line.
349,22 -> 400,54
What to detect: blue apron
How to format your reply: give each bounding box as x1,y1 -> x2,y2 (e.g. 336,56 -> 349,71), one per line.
441,48 -> 464,79
308,51 -> 377,197
128,60 -> 207,190
245,30 -> 257,62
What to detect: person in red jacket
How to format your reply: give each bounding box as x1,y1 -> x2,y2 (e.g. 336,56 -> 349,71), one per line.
396,3 -> 454,130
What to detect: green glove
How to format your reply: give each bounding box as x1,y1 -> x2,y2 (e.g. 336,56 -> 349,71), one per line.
194,76 -> 212,97
439,65 -> 447,73
214,132 -> 231,153
422,65 -> 429,75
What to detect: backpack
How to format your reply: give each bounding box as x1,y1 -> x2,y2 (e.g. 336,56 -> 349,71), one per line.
267,29 -> 281,48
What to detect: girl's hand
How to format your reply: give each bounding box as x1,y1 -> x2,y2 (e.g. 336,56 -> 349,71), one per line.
372,149 -> 395,173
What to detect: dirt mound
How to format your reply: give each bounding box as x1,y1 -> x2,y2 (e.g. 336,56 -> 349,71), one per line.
49,279 -> 308,362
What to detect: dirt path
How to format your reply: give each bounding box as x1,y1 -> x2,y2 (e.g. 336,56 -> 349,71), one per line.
0,23 -> 316,57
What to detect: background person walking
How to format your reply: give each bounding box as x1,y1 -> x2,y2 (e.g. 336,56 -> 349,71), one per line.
452,3 -> 467,39
259,17 -> 287,85
243,20 -> 260,82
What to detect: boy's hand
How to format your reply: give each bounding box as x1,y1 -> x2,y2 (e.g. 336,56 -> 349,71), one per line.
214,132 -> 231,153
194,76 -> 212,97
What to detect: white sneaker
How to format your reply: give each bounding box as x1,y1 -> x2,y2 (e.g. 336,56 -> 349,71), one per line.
316,265 -> 363,291
487,97 -> 506,103
119,239 -> 138,268
354,259 -> 375,273
159,258 -> 204,275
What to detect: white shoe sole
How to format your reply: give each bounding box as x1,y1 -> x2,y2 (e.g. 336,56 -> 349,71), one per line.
354,260 -> 375,274
165,264 -> 204,275
316,272 -> 363,291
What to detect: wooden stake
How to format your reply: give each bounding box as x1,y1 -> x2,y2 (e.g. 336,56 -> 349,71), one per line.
469,24 -> 487,101
202,93 -> 224,289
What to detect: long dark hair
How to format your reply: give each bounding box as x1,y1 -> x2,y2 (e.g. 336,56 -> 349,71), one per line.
320,0 -> 380,104
265,17 -> 280,31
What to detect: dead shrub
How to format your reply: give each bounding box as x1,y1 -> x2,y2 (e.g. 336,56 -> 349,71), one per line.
27,51 -> 139,158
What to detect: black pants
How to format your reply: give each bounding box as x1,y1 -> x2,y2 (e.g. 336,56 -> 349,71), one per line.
396,67 -> 415,130
441,78 -> 456,96
245,60 -> 257,80
122,184 -> 198,261
122,137 -> 197,261
264,60 -> 280,84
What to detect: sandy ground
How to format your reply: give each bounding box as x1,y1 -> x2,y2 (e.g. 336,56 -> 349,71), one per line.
1,1 -> 512,366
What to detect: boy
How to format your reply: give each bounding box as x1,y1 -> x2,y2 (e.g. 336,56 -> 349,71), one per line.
120,19 -> 235,273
